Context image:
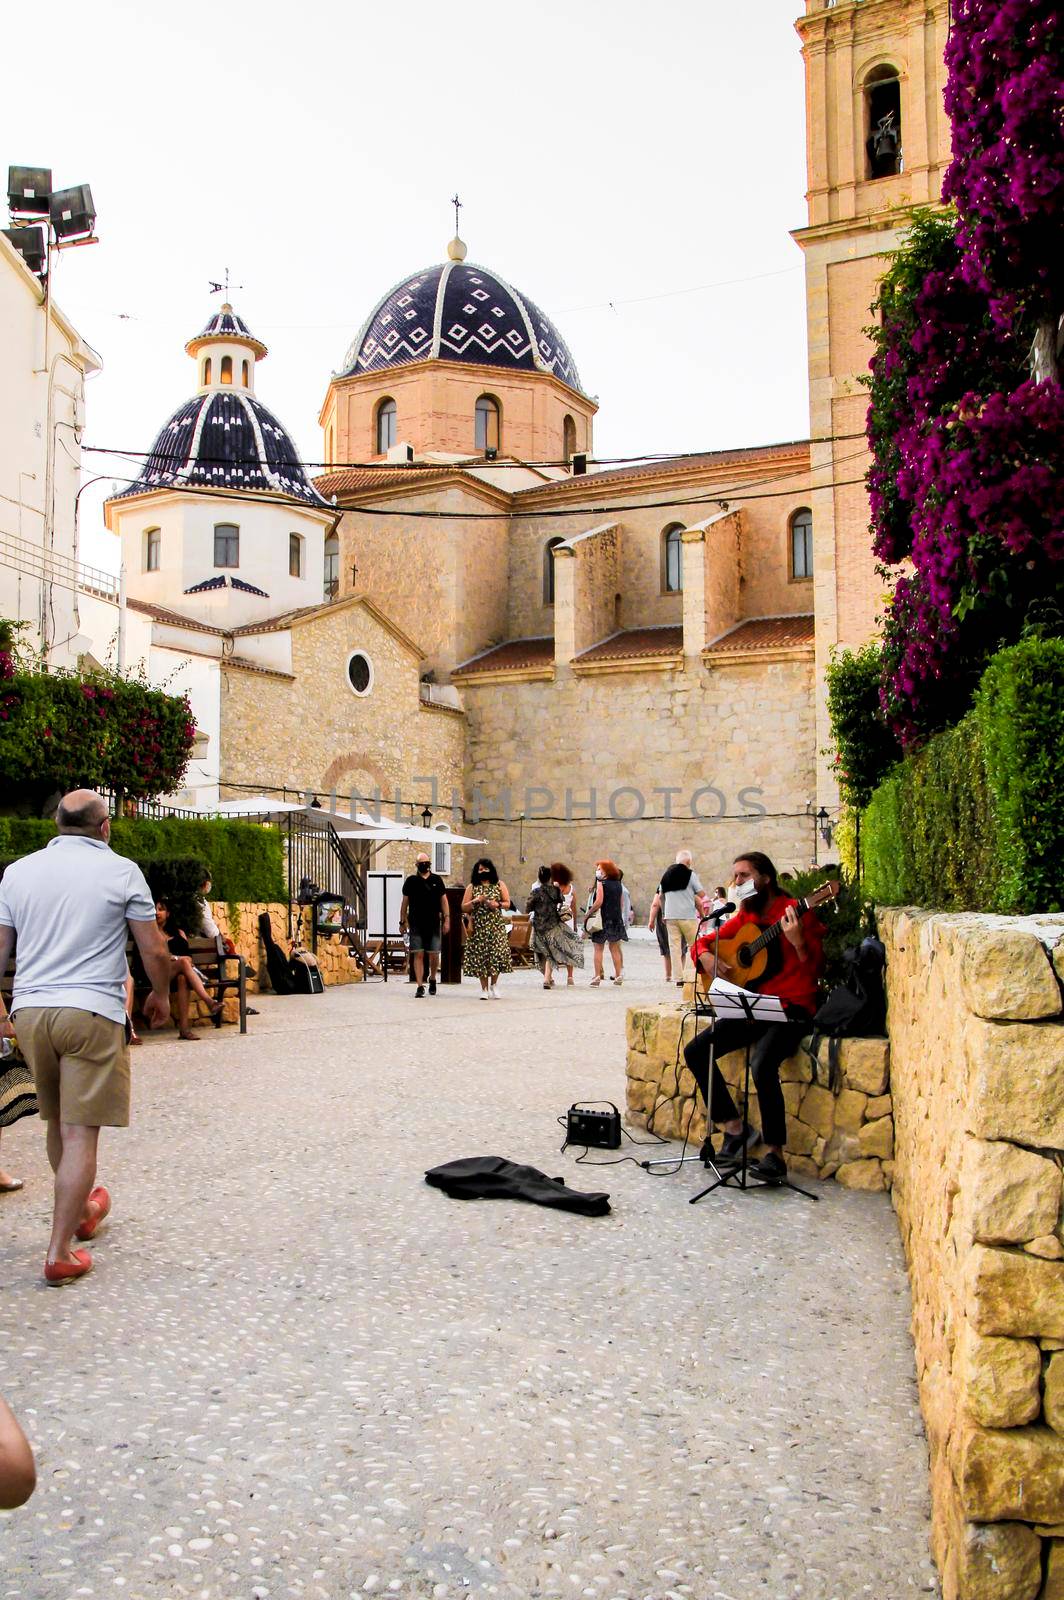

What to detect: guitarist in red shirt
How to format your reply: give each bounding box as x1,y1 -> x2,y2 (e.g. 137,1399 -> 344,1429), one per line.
684,852 -> 826,1183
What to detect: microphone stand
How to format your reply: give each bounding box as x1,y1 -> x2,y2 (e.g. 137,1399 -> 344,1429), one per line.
642,901 -> 732,1172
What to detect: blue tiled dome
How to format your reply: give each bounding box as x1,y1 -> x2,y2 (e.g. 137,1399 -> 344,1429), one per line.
114,390 -> 327,507
341,260 -> 584,395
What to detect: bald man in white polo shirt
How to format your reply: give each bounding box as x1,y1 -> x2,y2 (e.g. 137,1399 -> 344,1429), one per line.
0,790 -> 173,1283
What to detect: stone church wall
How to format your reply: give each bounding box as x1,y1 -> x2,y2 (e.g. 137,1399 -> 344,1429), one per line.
460,655 -> 815,911
880,907 -> 1064,1600
507,485 -> 814,648
219,602 -> 465,844
336,488 -> 510,676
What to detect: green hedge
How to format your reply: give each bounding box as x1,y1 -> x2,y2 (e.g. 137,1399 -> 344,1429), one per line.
0,815 -> 285,907
862,639 -> 1064,912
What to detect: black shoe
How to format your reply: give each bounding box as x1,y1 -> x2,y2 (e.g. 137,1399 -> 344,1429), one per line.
715,1122 -> 760,1167
428,979 -> 437,995
415,985 -> 426,998
750,1152 -> 788,1183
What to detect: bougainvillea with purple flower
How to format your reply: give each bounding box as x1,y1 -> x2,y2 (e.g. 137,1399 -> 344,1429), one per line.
859,0 -> 1064,749
943,0 -> 1064,353
0,632 -> 196,803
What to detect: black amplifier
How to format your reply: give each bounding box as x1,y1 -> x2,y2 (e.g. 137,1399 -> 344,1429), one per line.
565,1101 -> 622,1150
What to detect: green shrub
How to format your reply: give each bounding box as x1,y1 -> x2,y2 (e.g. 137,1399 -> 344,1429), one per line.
0,657 -> 195,802
862,639 -> 1064,912
975,637 -> 1064,913
825,643 -> 901,810
0,815 -> 284,906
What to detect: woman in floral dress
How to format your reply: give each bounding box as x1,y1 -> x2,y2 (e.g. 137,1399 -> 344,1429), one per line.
462,858 -> 512,998
526,865 -> 585,989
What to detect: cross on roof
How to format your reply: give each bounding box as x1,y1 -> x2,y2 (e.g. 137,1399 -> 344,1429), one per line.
451,194 -> 462,234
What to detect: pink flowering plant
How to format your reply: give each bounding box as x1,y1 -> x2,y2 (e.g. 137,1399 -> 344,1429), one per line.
0,629 -> 195,802
860,0 -> 1064,750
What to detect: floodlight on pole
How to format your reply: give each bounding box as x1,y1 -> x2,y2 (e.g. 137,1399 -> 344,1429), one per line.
49,183 -> 96,245
7,166 -> 51,217
2,226 -> 45,275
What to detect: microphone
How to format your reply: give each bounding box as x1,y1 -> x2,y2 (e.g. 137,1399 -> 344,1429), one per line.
697,901 -> 735,928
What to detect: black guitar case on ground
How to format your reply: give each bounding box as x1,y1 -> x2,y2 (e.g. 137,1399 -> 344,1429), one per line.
258,913 -> 296,995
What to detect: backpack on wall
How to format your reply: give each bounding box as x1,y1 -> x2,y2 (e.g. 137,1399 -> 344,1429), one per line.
804,936 -> 887,1089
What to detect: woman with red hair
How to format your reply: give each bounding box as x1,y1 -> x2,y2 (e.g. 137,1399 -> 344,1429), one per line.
584,859 -> 626,986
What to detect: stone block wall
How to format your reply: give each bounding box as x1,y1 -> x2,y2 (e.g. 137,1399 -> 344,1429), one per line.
623,1002 -> 892,1189
880,907 -> 1064,1600
208,902 -> 362,992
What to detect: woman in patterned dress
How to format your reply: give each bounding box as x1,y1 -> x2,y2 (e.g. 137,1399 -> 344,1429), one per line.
462,858 -> 513,998
525,865 -> 585,989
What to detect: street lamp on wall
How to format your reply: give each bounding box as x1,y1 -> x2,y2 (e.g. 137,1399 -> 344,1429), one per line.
817,806 -> 834,850
421,805 -> 433,830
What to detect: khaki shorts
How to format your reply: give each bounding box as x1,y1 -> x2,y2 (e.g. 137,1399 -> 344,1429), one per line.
13,1007 -> 130,1127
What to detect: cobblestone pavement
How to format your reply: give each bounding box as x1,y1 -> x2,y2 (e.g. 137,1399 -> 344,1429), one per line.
0,937 -> 936,1600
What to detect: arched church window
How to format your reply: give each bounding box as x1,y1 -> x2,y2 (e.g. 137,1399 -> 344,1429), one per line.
376,398 -> 397,454
864,65 -> 902,178
323,533 -> 339,599
241,359 -> 250,387
663,524 -> 684,593
475,395 -> 501,454
144,527 -> 161,573
790,508 -> 813,579
220,355 -> 233,385
544,536 -> 565,606
563,415 -> 577,463
214,523 -> 239,568
289,532 -> 304,579
203,358 -> 212,385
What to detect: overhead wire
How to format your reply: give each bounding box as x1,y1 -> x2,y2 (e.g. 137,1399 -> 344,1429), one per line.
81,428 -> 868,473
81,451 -> 872,522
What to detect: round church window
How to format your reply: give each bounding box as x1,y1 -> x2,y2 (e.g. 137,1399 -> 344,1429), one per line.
346,651 -> 374,696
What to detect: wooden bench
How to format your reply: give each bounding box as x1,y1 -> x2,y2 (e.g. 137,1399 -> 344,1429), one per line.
2,936 -> 248,1035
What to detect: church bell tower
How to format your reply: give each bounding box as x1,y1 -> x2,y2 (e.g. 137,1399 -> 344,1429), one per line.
792,0 -> 951,806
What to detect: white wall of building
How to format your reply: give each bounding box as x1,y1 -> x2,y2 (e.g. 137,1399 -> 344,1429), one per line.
0,232 -> 101,666
115,492 -> 331,627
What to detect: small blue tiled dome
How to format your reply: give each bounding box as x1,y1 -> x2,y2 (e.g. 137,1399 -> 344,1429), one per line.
341,259 -> 584,395
186,303 -> 267,359
115,390 -> 327,507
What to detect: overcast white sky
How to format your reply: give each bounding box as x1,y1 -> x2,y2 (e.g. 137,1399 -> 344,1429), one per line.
8,0 -> 811,571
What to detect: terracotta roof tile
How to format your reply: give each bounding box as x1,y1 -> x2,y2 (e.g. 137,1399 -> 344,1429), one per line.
453,637 -> 554,676
314,465 -> 473,499
514,440 -> 811,502
125,598 -> 225,635
705,615 -> 815,653
575,626 -> 684,664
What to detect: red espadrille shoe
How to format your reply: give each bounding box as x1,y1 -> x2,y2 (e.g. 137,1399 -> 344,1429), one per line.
44,1249 -> 93,1284
75,1185 -> 111,1242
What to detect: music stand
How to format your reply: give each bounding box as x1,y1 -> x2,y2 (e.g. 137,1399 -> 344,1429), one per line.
643,903 -> 732,1172
691,979 -> 819,1205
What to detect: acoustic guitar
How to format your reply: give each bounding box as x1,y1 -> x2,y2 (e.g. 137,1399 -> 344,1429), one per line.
699,881 -> 840,991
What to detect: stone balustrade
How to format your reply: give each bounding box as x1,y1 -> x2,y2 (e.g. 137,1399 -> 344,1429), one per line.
624,1003 -> 892,1188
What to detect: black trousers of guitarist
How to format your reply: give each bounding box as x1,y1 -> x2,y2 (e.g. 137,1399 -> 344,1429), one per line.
683,1014 -> 810,1148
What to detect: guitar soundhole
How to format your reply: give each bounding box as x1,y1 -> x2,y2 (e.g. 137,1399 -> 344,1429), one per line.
738,947 -> 752,968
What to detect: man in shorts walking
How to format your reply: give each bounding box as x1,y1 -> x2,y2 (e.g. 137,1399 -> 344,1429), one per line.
399,852 -> 450,998
0,790 -> 172,1283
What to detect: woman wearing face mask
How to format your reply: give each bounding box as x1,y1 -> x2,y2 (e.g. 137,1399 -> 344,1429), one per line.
461,858 -> 512,998
585,860 -> 626,986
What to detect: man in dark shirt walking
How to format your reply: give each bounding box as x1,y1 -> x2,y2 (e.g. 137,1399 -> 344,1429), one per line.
399,853 -> 450,998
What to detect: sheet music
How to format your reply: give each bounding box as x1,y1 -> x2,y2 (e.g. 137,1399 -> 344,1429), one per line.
708,976 -> 788,1022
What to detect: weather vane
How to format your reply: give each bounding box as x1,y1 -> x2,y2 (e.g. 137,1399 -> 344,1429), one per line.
208,267 -> 244,300
451,193 -> 462,234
